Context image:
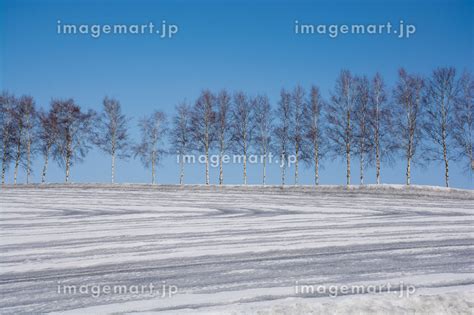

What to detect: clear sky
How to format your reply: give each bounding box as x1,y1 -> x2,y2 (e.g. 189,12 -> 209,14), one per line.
1,0 -> 473,188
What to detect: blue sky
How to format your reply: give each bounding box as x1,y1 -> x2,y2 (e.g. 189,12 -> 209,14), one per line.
1,0 -> 473,188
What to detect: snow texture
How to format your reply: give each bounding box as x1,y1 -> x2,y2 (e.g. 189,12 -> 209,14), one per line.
0,184 -> 473,314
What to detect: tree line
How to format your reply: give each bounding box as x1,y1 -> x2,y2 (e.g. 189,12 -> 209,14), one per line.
1,67 -> 472,187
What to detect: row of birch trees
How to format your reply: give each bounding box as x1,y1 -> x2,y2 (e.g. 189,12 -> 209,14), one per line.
1,67 -> 472,186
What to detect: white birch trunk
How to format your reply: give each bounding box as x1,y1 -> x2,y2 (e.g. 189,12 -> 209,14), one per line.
111,152 -> 115,184
14,148 -> 20,185
346,110 -> 351,186
2,136 -> 7,185
243,145 -> 247,185
180,153 -> 184,185
281,154 -> 286,186
294,144 -> 299,185
26,139 -> 31,184
205,145 -> 209,185
65,136 -> 72,183
262,149 -> 266,186
151,150 -> 156,185
219,146 -> 224,185
41,151 -> 49,184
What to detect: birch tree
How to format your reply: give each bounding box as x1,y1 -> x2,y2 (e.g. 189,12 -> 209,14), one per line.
171,102 -> 192,185
274,89 -> 292,185
369,73 -> 396,184
302,85 -> 326,185
38,109 -> 59,183
51,99 -> 95,183
353,76 -> 372,185
231,91 -> 254,185
393,69 -> 426,185
10,98 -> 24,184
11,96 -> 36,184
0,91 -> 15,185
326,70 -> 356,185
191,90 -> 215,185
215,90 -> 232,185
10,97 -> 23,185
423,67 -> 460,187
95,97 -> 131,183
452,71 -> 473,173
135,111 -> 167,184
22,96 -> 37,184
253,94 -> 272,185
291,85 -> 305,185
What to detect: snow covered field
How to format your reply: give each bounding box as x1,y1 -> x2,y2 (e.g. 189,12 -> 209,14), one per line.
0,184 -> 473,314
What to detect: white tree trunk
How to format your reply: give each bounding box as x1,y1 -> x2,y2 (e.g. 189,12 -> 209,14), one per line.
406,156 -> 411,186
441,115 -> 449,187
65,156 -> 70,183
14,139 -> 21,185
1,128 -> 8,185
314,141 -> 319,186
281,154 -> 286,186
65,137 -> 72,183
41,152 -> 49,184
2,142 -> 7,185
205,145 -> 209,185
180,153 -> 184,185
1,159 -> 5,185
151,151 -> 156,185
346,110 -> 351,186
111,152 -> 116,184
26,140 -> 31,184
375,138 -> 381,185
219,149 -> 224,185
443,138 -> 449,187
406,130 -> 413,186
243,146 -> 247,185
294,144 -> 299,185
346,149 -> 351,186
375,103 -> 381,185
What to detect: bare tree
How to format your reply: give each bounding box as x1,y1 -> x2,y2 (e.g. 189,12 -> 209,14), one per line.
291,85 -> 305,185
171,102 -> 192,185
0,91 -> 16,185
95,97 -> 131,183
135,111 -> 167,184
191,90 -> 215,185
10,97 -> 24,185
215,90 -> 232,185
11,96 -> 36,184
452,71 -> 473,173
274,89 -> 292,185
423,67 -> 460,187
302,85 -> 326,185
393,69 -> 426,185
38,109 -> 59,183
51,99 -> 95,183
326,70 -> 356,185
22,97 -> 37,184
231,91 -> 254,185
369,73 -> 396,184
353,76 -> 372,185
253,94 -> 273,185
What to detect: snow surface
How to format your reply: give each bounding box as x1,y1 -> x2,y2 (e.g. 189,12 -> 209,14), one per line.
0,184 -> 473,314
